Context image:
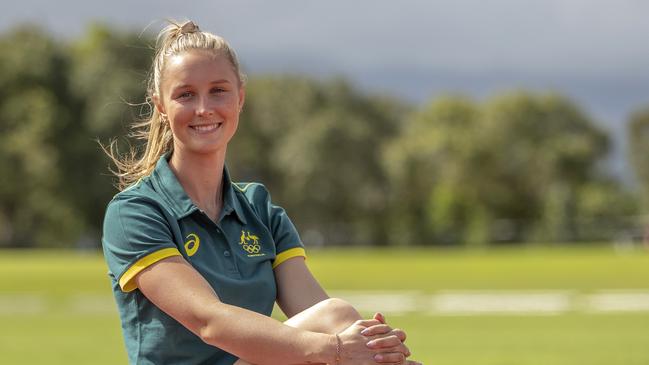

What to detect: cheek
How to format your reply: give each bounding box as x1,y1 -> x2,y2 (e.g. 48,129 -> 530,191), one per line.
168,104 -> 194,124
213,98 -> 237,115
221,93 -> 243,114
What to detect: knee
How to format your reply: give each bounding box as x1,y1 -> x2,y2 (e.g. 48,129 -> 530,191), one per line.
284,297 -> 363,334
315,297 -> 361,327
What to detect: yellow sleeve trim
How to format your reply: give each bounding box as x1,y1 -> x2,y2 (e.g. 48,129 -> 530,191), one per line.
273,247 -> 307,269
119,247 -> 182,292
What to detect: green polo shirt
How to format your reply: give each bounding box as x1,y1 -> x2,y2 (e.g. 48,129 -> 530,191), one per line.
101,155 -> 306,365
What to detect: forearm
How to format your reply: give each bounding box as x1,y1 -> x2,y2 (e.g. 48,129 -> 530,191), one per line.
198,302 -> 336,365
135,257 -> 337,364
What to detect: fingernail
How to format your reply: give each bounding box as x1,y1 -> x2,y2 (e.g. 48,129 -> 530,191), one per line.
374,354 -> 384,361
361,328 -> 370,335
366,339 -> 376,348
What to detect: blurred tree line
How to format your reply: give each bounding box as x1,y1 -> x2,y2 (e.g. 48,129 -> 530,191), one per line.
0,24 -> 647,248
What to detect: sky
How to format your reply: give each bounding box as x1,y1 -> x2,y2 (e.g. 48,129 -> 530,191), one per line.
3,0 -> 649,179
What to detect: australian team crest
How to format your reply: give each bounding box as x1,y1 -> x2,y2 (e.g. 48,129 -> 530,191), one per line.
239,230 -> 265,257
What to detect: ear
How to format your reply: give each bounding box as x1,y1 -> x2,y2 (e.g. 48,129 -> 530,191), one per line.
152,94 -> 166,117
238,86 -> 246,112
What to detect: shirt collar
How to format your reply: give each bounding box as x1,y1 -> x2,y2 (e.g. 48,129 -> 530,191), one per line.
221,166 -> 247,225
151,154 -> 247,225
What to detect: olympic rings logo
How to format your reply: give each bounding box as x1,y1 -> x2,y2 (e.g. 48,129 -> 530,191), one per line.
239,230 -> 262,256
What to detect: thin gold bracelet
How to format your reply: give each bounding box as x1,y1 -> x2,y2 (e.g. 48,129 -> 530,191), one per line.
335,333 -> 342,365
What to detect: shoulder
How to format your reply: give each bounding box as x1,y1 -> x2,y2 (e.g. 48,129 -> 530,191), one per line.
102,181 -> 176,257
107,176 -> 166,211
104,178 -> 170,229
113,176 -> 157,200
232,181 -> 272,205
230,181 -> 279,225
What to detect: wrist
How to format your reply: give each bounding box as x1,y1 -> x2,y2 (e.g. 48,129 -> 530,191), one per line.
334,333 -> 342,365
315,333 -> 339,365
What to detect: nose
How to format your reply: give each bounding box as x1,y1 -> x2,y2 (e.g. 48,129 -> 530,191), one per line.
195,95 -> 214,117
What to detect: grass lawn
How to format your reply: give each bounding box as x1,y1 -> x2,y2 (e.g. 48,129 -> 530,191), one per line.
0,245 -> 648,364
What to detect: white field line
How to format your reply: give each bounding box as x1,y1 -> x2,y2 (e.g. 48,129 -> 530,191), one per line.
428,291 -> 574,315
2,291 -> 649,316
0,294 -> 47,314
330,290 -> 649,315
329,290 -> 422,315
68,294 -> 117,314
583,292 -> 649,313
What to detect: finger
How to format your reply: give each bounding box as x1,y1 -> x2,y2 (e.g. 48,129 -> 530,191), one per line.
355,319 -> 383,328
387,342 -> 411,357
361,324 -> 393,336
391,328 -> 407,342
374,312 -> 386,324
367,335 -> 403,349
374,352 -> 406,364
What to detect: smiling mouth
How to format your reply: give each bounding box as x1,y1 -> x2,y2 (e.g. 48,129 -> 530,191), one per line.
190,123 -> 222,133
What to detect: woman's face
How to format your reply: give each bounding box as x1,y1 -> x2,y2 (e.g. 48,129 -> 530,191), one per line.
156,49 -> 245,157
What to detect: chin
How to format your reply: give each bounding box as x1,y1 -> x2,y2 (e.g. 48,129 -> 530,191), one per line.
194,144 -> 228,156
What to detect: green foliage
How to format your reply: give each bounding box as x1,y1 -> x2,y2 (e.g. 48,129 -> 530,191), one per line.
0,26 -> 81,247
0,24 -> 642,247
385,96 -> 481,245
628,107 -> 649,207
231,77 -> 409,245
386,92 -> 622,245
0,24 -> 153,247
63,24 -> 153,242
481,93 -> 610,243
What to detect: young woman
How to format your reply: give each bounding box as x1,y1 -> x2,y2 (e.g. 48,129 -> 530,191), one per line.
102,20 -> 420,365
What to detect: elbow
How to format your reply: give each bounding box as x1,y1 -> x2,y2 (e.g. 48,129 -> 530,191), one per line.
198,320 -> 222,346
192,308 -> 224,346
193,301 -> 232,347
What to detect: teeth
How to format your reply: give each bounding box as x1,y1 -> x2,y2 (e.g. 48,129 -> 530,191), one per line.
192,124 -> 220,132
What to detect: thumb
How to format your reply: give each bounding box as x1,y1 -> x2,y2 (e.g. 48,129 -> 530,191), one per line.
373,312 -> 386,324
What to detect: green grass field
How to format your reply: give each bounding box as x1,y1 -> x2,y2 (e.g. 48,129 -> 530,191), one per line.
1,245 -> 648,364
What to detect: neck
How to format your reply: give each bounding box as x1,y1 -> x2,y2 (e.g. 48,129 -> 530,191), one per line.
169,148 -> 227,222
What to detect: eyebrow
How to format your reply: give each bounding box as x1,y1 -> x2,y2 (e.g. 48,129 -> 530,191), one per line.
172,79 -> 232,90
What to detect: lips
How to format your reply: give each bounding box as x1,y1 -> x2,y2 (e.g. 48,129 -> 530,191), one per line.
190,123 -> 222,133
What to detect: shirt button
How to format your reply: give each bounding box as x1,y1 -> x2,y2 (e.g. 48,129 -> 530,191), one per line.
223,250 -> 231,257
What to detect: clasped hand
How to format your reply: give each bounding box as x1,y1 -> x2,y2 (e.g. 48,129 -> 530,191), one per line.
337,313 -> 422,365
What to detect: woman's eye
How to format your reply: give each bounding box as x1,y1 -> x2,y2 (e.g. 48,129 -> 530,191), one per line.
210,87 -> 226,94
174,91 -> 193,100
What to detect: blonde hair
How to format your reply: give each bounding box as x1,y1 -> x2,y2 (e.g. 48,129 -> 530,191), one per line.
104,20 -> 246,190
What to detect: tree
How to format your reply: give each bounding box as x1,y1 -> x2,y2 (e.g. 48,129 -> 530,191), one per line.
0,26 -> 81,247
0,24 -> 153,247
230,77 -> 408,245
385,92 -> 612,245
480,92 -> 610,242
384,95 -> 481,245
0,23 -> 630,248
64,24 -> 154,247
628,107 -> 649,207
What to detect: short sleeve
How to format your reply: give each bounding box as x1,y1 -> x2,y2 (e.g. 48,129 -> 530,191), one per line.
102,196 -> 181,292
268,200 -> 307,268
246,184 -> 306,269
